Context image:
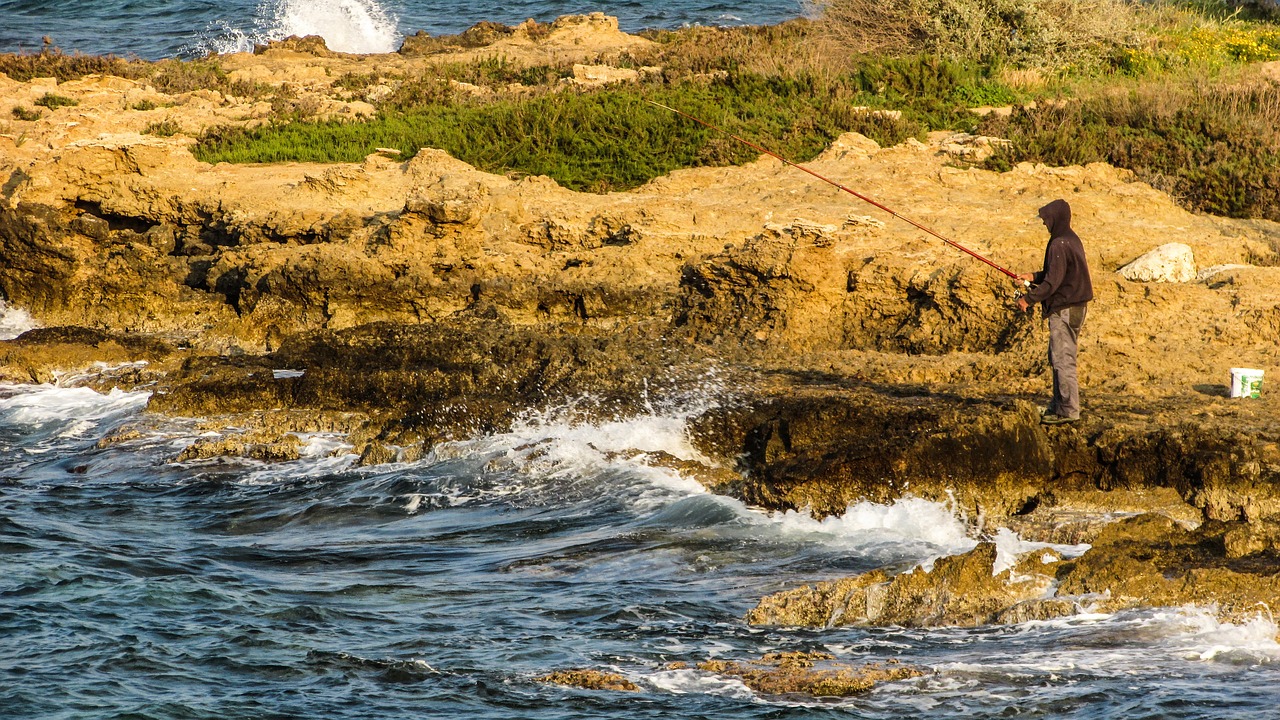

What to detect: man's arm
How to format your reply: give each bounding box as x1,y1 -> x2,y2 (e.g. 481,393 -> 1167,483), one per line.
1023,240 -> 1066,305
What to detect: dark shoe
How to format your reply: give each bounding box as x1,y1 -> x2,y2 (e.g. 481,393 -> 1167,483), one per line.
1041,413 -> 1078,426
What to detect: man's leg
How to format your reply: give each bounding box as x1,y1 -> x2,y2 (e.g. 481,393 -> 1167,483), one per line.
1048,306 -> 1086,419
1047,325 -> 1059,416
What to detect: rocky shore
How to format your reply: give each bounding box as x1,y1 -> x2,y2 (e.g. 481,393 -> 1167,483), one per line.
4,14 -> 1280,684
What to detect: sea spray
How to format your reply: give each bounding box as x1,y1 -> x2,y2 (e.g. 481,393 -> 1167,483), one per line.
0,300 -> 39,341
206,0 -> 400,55
0,384 -> 150,427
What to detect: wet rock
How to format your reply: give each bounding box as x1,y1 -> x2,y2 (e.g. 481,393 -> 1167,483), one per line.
1056,514 -> 1280,622
689,385 -> 1053,521
174,431 -> 303,463
746,542 -> 1060,628
0,326 -> 178,384
537,669 -> 639,692
697,652 -> 924,697
1002,488 -> 1202,544
690,384 -> 1280,526
750,514 -> 1280,629
1223,521 -> 1280,558
147,319 -> 711,463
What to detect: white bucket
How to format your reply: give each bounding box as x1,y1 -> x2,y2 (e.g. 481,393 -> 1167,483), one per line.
1230,368 -> 1264,398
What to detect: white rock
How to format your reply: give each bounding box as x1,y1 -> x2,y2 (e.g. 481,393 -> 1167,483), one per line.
1118,243 -> 1197,283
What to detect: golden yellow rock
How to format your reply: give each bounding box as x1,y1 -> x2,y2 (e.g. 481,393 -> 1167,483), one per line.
537,669 -> 640,692
697,652 -> 924,697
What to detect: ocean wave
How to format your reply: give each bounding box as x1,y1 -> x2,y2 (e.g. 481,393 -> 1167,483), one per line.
0,384 -> 150,427
202,0 -> 400,55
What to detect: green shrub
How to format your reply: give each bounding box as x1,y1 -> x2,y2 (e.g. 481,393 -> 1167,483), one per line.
980,80 -> 1280,219
34,92 -> 78,109
131,99 -> 158,111
11,106 -> 41,121
195,72 -> 934,191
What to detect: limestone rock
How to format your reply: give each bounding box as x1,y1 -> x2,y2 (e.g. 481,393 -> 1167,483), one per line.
749,515 -> 1280,630
746,542 -> 1060,628
570,64 -> 640,86
538,669 -> 639,692
697,652 -> 924,697
1118,242 -> 1197,283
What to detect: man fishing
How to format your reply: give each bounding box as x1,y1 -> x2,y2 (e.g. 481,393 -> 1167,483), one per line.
1017,199 -> 1094,425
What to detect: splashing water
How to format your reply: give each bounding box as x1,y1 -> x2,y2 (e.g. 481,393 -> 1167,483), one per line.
6,379 -> 1280,718
0,299 -> 38,341
208,0 -> 401,55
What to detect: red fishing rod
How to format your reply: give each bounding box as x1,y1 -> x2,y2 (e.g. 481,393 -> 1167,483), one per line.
648,100 -> 1027,285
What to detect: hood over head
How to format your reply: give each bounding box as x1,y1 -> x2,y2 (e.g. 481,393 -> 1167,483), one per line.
1038,199 -> 1073,239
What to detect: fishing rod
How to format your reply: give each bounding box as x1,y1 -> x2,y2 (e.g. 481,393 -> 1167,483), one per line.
648,100 -> 1027,286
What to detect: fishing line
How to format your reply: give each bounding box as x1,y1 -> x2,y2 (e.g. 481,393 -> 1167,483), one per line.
649,100 -> 1028,286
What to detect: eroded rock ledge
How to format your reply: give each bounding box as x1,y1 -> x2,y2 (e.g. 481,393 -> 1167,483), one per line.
748,514 -> 1280,629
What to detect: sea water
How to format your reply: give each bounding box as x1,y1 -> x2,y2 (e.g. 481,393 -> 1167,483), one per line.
3,1 -> 1280,714
2,363 -> 1280,719
0,0 -> 807,59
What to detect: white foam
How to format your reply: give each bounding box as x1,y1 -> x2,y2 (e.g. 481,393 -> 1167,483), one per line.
51,361 -> 149,388
646,669 -> 756,701
0,299 -> 39,340
297,432 -> 351,458
1150,606 -> 1280,663
0,384 -> 150,425
991,527 -> 1090,577
423,411 -> 712,510
762,496 -> 977,558
208,0 -> 400,55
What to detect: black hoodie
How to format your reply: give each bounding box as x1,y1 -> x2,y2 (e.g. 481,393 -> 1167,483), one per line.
1024,199 -> 1093,313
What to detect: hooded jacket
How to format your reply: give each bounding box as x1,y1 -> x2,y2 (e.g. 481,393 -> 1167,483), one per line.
1024,199 -> 1093,313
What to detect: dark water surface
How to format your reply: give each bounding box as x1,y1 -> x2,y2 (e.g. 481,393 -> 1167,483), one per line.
2,380 -> 1280,719
0,0 -> 807,59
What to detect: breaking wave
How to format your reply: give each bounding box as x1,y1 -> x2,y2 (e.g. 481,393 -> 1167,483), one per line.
204,0 -> 400,55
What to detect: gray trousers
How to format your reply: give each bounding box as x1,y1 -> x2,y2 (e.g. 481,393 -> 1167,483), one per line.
1047,305 -> 1087,418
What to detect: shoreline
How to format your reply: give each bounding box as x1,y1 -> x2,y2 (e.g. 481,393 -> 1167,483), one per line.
0,4 -> 809,61
3,11 -> 1280,665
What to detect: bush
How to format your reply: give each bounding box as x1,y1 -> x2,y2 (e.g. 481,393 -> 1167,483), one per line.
809,0 -> 1146,67
195,72 -> 932,191
11,106 -> 41,121
34,92 -> 78,109
980,80 -> 1280,219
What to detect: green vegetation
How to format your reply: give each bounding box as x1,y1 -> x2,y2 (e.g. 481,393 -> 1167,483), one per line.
4,1 -> 1262,215
196,57 -> 1021,192
809,0 -> 1146,68
10,106 -> 42,121
981,78 -> 1280,220
0,44 -> 143,82
131,99 -> 158,111
34,92 -> 79,109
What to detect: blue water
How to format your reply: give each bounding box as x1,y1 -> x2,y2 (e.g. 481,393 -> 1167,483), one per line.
3,378 -> 1280,719
0,0 -> 806,59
